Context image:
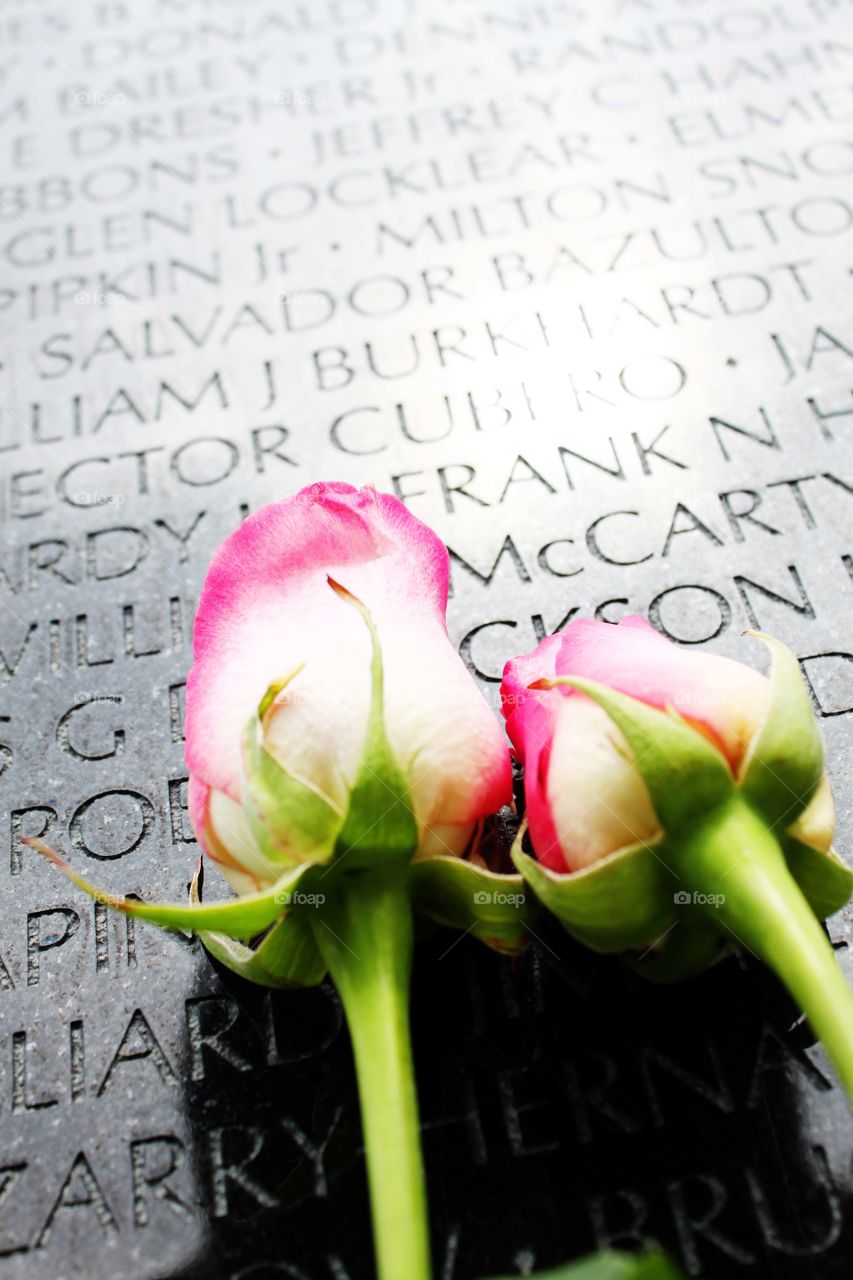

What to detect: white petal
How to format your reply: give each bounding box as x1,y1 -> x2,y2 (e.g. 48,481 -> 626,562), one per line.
207,787 -> 278,885
545,697 -> 661,869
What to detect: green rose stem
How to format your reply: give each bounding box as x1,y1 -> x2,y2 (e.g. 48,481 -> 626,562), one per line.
683,797 -> 853,1100
304,581 -> 430,1280
523,653 -> 853,1107
309,867 -> 430,1280
27,841 -> 432,1280
25,579 -> 434,1280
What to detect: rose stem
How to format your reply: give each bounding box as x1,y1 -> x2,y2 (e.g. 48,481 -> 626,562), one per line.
309,869 -> 431,1280
684,797 -> 853,1101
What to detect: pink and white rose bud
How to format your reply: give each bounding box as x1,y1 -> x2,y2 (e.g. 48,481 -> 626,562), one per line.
501,616 -> 834,873
187,482 -> 512,892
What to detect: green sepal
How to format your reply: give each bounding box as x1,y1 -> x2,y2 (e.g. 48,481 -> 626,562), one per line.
512,828 -> 733,981
258,664 -> 303,719
484,1248 -> 684,1280
538,676 -> 733,830
24,837 -> 306,941
511,837 -> 675,954
328,578 -> 418,871
627,915 -> 731,984
523,660 -> 850,976
739,631 -> 824,824
243,685 -> 342,867
189,866 -> 327,987
781,835 -> 853,920
410,856 -> 536,956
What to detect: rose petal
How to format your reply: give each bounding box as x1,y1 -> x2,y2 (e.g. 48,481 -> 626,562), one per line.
500,634 -> 565,870
502,617 -> 771,871
186,483 -> 511,862
554,616 -> 769,772
545,697 -> 661,870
